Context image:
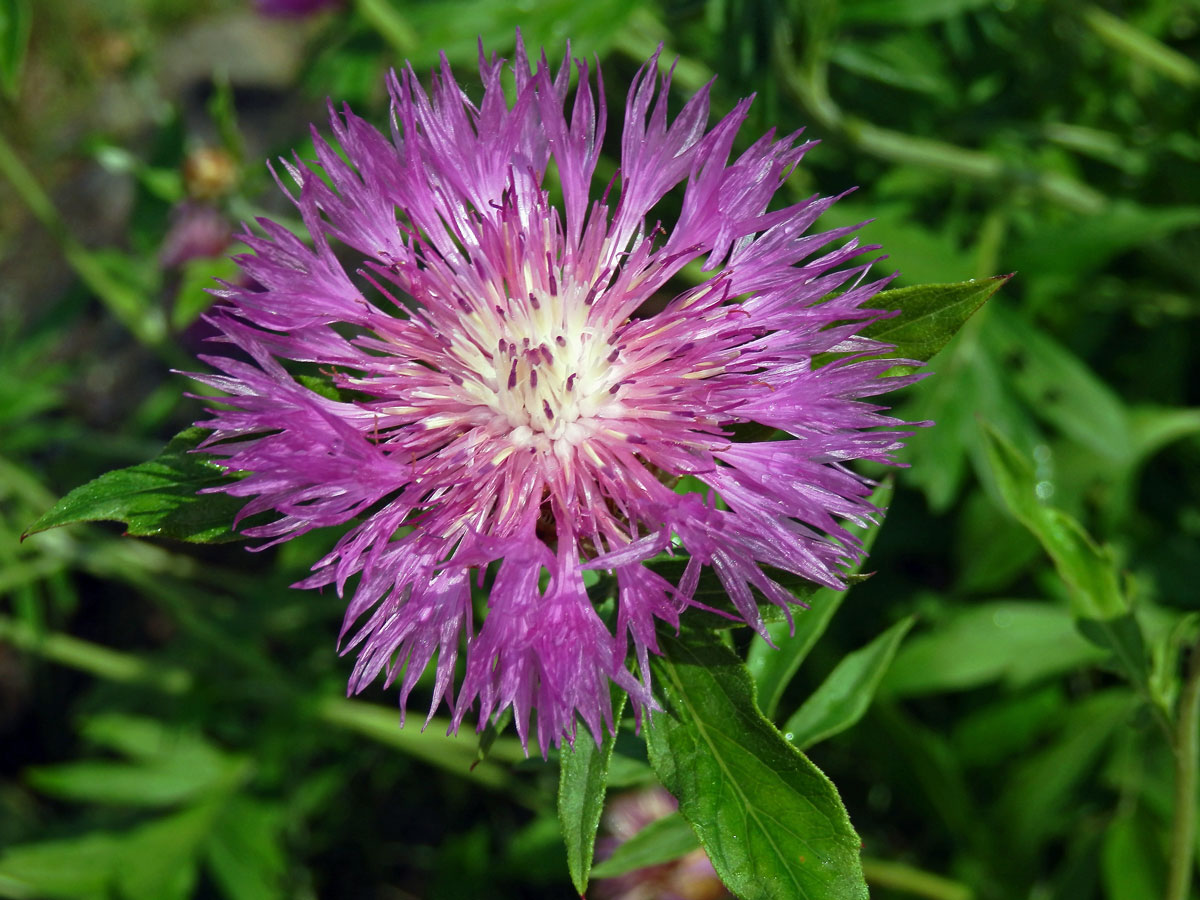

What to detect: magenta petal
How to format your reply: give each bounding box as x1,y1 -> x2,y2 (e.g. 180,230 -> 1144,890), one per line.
190,39 -> 921,752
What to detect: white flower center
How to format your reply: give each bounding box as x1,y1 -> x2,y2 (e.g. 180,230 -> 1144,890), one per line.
451,281 -> 627,453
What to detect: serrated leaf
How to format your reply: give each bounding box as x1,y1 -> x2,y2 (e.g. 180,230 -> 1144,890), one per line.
861,275 -> 1010,368
646,629 -> 869,900
22,427 -> 248,544
557,691 -> 626,896
783,615 -> 915,750
589,811 -> 700,879
747,479 -> 893,721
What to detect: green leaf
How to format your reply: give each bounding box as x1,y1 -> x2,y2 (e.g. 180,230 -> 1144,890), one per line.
1102,807 -> 1165,900
25,715 -> 246,808
589,811 -> 700,879
953,491 -> 1041,593
986,305 -> 1132,462
882,601 -> 1108,697
0,0 -> 32,99
116,802 -> 224,900
747,479 -> 893,720
838,0 -> 992,26
1081,5 -> 1200,88
0,832 -> 122,899
1128,405 -> 1200,467
171,256 -> 238,331
980,425 -> 1166,722
557,691 -> 626,896
996,690 -> 1137,860
818,202 -> 976,286
1008,202 -> 1200,303
646,629 -> 869,900
783,616 -> 916,750
26,760 -> 230,808
205,797 -> 287,900
980,423 -> 1126,620
22,427 -> 248,544
399,0 -> 640,68
1076,613 -> 1156,707
645,556 -> 832,631
79,714 -> 225,764
859,275 -> 1011,370
950,685 -> 1065,767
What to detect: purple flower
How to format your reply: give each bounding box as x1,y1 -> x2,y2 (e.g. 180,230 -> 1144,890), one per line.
160,203 -> 233,269
193,40 -> 918,753
253,0 -> 341,17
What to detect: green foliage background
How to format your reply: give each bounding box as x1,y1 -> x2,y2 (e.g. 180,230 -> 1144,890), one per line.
1,0 -> 1199,898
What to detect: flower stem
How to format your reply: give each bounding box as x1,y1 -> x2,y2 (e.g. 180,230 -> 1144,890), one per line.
613,9 -> 1109,216
0,613 -> 193,694
770,32 -> 1108,216
861,858 -> 972,900
0,614 -> 529,787
0,130 -> 171,354
1167,640 -> 1200,900
353,0 -> 417,54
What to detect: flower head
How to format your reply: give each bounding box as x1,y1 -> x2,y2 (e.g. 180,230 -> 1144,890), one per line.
252,0 -> 341,17
194,39 -> 918,753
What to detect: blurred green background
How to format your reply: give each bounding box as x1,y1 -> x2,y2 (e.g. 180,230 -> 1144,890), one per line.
1,0 -> 1199,898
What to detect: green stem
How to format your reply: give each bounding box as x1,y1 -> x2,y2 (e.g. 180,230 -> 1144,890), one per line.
1081,5 -> 1200,88
0,130 -> 171,354
770,28 -> 1108,216
862,858 -> 973,900
0,614 -> 529,788
613,10 -> 1109,216
0,614 -> 193,694
353,0 -> 417,54
1166,641 -> 1200,900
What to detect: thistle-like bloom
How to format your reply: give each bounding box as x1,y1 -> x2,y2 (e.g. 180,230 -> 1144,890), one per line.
253,0 -> 341,17
195,40 -> 917,753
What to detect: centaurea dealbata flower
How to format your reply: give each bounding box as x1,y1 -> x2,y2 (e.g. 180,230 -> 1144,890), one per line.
193,39 -> 918,754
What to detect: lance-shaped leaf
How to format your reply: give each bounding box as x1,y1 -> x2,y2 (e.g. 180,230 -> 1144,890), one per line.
824,275 -> 1011,374
589,811 -> 700,879
783,615 -> 915,750
747,479 -> 893,720
22,427 -> 247,544
646,629 -> 869,900
557,691 -> 626,896
0,0 -> 32,99
981,423 -> 1164,729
